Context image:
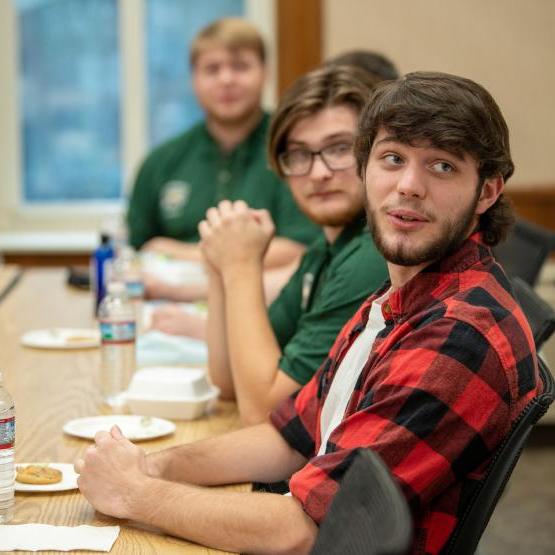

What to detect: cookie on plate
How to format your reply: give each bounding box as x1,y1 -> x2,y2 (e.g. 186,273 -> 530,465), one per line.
16,465 -> 63,485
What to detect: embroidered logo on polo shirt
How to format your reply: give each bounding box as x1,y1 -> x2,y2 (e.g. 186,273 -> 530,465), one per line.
160,181 -> 191,218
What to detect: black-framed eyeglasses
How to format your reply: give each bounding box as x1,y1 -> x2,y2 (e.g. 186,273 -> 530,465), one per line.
278,142 -> 356,177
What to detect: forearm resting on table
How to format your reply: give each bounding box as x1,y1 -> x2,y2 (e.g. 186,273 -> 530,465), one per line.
148,265 -> 294,307
146,423 -> 306,486
127,477 -> 317,555
145,280 -> 207,302
150,307 -> 207,340
142,237 -> 202,261
143,235 -> 303,268
144,239 -> 301,304
141,424 -> 313,553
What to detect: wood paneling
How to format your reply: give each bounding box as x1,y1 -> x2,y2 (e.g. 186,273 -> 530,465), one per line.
276,0 -> 322,97
3,253 -> 90,267
506,186 -> 555,233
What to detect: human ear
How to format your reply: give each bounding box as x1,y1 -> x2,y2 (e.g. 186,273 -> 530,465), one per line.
475,175 -> 504,215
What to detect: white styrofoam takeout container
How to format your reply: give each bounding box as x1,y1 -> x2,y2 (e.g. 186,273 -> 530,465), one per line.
125,366 -> 219,420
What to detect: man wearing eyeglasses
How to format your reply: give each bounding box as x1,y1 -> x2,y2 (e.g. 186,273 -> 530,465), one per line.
198,64 -> 388,425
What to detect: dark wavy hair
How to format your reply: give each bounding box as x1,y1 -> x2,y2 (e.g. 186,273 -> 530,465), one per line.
355,71 -> 515,246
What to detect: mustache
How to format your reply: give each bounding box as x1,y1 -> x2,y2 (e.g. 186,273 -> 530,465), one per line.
376,199 -> 435,223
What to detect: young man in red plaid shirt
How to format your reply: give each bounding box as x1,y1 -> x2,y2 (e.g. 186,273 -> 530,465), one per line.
76,72 -> 539,554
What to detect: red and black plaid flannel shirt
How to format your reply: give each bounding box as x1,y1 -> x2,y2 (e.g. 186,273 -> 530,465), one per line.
270,233 -> 540,554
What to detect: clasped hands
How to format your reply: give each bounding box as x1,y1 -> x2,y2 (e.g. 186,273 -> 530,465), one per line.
198,200 -> 275,275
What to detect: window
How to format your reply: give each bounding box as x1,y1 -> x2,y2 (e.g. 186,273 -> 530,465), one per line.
18,0 -> 122,202
146,0 -> 244,147
0,0 -> 273,232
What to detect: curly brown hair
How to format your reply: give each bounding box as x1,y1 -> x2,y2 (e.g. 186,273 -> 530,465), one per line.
354,71 -> 515,246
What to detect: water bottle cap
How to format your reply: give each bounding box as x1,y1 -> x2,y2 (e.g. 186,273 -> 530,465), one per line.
100,232 -> 112,245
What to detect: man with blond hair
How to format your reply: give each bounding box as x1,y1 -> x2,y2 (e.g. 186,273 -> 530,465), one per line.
127,18 -> 317,294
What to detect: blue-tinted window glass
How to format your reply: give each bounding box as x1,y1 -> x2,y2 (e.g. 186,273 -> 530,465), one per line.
17,0 -> 121,202
146,0 -> 244,147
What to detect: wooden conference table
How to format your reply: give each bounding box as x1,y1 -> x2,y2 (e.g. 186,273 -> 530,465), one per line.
0,266 -> 245,554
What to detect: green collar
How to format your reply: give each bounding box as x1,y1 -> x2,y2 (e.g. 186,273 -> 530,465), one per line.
327,214 -> 367,256
198,112 -> 270,162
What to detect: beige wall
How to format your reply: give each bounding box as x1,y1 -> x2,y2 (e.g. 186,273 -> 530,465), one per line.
324,0 -> 555,189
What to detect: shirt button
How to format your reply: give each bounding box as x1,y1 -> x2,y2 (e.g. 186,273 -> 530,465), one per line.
218,169 -> 231,184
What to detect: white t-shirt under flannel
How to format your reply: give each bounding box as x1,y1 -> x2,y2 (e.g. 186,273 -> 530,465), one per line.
317,290 -> 389,456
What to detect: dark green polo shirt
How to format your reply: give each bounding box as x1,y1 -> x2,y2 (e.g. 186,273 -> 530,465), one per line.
268,217 -> 388,386
127,113 -> 319,249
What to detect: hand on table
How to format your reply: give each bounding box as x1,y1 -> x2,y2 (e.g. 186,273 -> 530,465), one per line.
142,272 -> 171,300
150,304 -> 206,339
75,426 -> 150,520
198,200 -> 275,273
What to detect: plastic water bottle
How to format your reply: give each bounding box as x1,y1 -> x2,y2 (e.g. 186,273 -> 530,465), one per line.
111,246 -> 144,330
98,282 -> 136,407
91,233 -> 115,315
0,371 -> 15,524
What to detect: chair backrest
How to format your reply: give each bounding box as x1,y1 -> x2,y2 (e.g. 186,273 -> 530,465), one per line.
311,449 -> 412,555
444,357 -> 555,555
493,218 -> 555,286
511,276 -> 555,349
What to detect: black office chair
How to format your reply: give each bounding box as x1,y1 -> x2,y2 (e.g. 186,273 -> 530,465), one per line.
511,276 -> 555,349
443,357 -> 555,555
493,218 -> 555,286
311,449 -> 412,555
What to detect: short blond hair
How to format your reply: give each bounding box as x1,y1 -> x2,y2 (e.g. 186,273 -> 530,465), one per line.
190,18 -> 265,66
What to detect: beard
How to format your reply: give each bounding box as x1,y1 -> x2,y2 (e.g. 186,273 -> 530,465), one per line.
291,183 -> 366,229
366,190 -> 481,267
302,200 -> 365,228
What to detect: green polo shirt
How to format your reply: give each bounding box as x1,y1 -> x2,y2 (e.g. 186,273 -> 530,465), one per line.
127,113 -> 319,249
268,216 -> 388,386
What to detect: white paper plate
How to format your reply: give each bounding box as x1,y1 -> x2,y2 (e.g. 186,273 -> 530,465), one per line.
15,463 -> 78,493
21,328 -> 100,350
63,415 -> 176,441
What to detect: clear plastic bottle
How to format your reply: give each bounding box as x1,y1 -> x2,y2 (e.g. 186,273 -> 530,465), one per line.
110,246 -> 144,330
0,371 -> 15,524
97,282 -> 136,407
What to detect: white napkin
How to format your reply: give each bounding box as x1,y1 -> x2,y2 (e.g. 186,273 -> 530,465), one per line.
0,524 -> 120,551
